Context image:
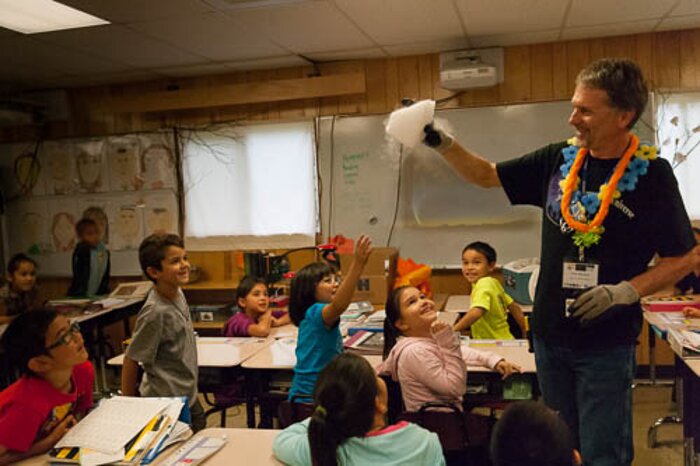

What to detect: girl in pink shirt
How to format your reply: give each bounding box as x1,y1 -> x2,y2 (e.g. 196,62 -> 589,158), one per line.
379,286 -> 520,412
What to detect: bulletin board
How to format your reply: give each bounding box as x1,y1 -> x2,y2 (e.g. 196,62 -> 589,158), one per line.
0,131 -> 180,276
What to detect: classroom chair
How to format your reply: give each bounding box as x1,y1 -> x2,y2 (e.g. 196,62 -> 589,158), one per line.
400,401 -> 494,466
277,395 -> 315,429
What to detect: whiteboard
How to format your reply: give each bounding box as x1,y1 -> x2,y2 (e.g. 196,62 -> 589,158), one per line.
317,101 -> 579,267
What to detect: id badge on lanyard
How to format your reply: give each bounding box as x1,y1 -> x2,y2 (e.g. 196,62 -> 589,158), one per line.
562,248 -> 599,317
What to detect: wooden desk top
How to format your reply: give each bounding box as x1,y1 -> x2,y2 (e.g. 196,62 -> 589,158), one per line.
241,337 -> 382,370
153,428 -> 282,466
14,428 -> 282,466
109,337 -> 271,368
464,339 -> 536,373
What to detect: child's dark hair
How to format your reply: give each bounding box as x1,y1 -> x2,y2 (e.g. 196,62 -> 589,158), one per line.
463,241 -> 497,264
289,262 -> 333,326
0,308 -> 58,376
490,401 -> 575,466
75,217 -> 98,237
139,233 -> 184,283
7,253 -> 37,276
308,353 -> 378,466
383,286 -> 409,358
236,275 -> 267,305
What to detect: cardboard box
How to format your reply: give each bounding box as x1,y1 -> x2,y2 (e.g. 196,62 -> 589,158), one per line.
352,275 -> 393,305
340,247 -> 398,277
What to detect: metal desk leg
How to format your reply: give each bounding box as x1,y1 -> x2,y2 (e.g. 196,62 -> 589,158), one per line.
244,371 -> 258,428
648,357 -> 683,448
682,358 -> 700,466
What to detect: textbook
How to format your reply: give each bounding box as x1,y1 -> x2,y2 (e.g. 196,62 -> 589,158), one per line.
347,320 -> 384,336
643,295 -> 700,312
344,330 -> 384,355
49,397 -> 189,465
667,328 -> 700,358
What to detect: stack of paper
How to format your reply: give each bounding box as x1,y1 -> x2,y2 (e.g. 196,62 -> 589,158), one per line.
668,328 -> 700,358
50,396 -> 191,466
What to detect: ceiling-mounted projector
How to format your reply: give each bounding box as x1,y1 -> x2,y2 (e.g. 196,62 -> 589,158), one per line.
439,48 -> 504,90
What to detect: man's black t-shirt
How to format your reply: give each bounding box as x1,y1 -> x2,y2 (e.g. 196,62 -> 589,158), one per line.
497,141 -> 695,348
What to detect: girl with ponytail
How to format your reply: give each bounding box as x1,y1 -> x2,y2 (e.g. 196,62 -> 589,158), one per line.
273,352 -> 445,466
380,286 -> 521,412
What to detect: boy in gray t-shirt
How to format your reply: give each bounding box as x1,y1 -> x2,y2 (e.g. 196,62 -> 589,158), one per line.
121,233 -> 204,431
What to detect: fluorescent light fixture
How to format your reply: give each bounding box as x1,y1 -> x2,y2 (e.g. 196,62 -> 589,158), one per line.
0,0 -> 109,34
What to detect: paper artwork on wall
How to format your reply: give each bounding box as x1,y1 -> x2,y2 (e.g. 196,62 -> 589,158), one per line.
143,191 -> 178,236
110,195 -> 144,251
141,133 -> 176,190
12,144 -> 46,197
41,141 -> 79,196
48,199 -> 79,253
6,200 -> 50,255
75,139 -> 108,193
107,136 -> 142,191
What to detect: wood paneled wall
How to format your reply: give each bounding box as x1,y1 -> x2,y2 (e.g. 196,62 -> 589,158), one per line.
4,29 -> 700,142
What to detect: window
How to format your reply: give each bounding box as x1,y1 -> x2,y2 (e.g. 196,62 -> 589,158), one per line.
181,121 -> 318,250
655,91 -> 700,219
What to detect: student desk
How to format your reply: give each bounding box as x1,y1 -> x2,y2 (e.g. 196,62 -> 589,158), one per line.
240,337 -> 382,428
152,428 -> 282,466
668,344 -> 700,465
14,428 -> 282,466
108,337 -> 272,368
463,339 -> 536,373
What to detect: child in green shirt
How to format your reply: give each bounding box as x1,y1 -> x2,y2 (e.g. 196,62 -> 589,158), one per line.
454,241 -> 527,339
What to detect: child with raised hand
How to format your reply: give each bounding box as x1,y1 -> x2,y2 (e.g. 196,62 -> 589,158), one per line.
379,286 -> 520,412
0,308 -> 94,464
223,276 -> 290,338
0,253 -> 40,324
273,352 -> 445,466
288,235 -> 372,401
490,400 -> 582,466
454,241 -> 528,339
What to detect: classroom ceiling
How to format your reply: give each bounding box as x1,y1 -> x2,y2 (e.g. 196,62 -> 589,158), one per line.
1,0 -> 700,92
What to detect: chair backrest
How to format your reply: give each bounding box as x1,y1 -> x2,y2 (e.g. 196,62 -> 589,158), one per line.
400,401 -> 470,452
278,398 -> 315,429
380,374 -> 404,425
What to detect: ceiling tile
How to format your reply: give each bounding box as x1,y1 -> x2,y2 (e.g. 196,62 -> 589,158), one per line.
158,62 -> 242,78
68,70 -> 165,86
304,47 -> 387,62
567,0 -> 677,27
35,24 -> 206,68
226,55 -> 310,70
656,14 -> 700,31
455,0 -> 567,35
333,0 -> 464,46
225,1 -> 373,53
562,19 -> 659,41
669,0 -> 700,16
0,35 -> 127,75
383,38 -> 470,57
128,12 -> 288,61
469,29 -> 560,48
57,0 -> 215,23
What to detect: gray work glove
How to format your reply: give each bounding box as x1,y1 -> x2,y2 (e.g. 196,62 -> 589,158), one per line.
423,124 -> 454,154
570,281 -> 640,324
